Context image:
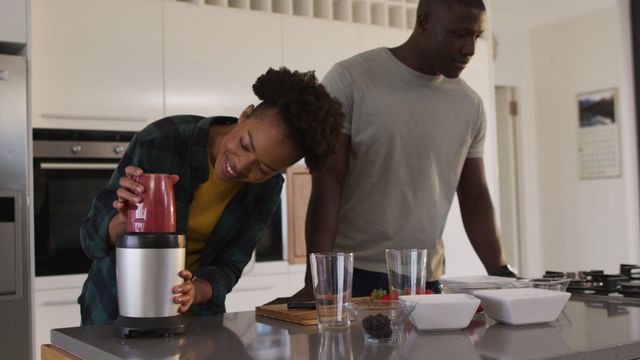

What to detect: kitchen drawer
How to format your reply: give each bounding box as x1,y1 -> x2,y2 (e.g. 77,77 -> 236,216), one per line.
33,288 -> 82,360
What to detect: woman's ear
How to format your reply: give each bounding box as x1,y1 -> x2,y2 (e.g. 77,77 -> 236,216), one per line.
238,105 -> 255,122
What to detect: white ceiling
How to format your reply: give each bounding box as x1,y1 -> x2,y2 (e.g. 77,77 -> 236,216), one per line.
491,0 -> 618,28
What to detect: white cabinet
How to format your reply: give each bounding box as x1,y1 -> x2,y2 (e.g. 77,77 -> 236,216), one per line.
33,275 -> 85,360
163,3 -> 282,118
31,0 -> 163,131
358,25 -> 410,51
0,0 -> 27,45
281,17 -> 359,80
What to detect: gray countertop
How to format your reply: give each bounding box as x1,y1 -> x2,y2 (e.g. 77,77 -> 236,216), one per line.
51,298 -> 640,359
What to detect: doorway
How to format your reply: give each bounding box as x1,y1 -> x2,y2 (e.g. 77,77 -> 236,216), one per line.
495,86 -> 523,272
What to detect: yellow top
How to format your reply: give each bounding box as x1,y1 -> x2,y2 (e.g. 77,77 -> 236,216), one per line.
186,159 -> 244,272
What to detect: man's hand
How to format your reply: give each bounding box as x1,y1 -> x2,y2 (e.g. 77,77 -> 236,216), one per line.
290,285 -> 315,301
263,285 -> 315,306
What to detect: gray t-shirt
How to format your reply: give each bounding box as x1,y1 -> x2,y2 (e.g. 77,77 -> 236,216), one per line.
322,47 -> 486,280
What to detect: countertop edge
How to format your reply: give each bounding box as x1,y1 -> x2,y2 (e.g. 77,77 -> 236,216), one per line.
51,328 -> 120,360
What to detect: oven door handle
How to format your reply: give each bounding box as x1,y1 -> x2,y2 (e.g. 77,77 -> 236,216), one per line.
39,163 -> 118,170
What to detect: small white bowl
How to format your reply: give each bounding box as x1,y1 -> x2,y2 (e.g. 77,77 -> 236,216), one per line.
399,294 -> 480,331
473,288 -> 571,326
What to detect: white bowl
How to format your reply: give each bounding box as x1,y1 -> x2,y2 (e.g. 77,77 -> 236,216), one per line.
399,294 -> 480,331
473,288 -> 571,326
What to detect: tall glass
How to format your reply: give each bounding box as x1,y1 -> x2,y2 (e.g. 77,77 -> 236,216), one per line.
310,252 -> 354,331
385,249 -> 428,298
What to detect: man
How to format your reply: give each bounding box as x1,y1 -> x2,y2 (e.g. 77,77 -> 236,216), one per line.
300,0 -> 515,298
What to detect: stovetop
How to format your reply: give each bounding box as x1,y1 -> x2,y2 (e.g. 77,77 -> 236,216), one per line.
543,264 -> 640,300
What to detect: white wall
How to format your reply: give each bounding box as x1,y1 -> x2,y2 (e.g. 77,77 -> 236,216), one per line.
492,12 -> 543,277
531,4 -> 639,273
494,3 -> 637,275
493,0 -> 639,276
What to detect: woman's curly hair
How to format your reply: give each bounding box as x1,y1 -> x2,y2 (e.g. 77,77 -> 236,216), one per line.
252,67 -> 345,174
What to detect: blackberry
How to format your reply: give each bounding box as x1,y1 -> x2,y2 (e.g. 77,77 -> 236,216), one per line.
362,313 -> 393,339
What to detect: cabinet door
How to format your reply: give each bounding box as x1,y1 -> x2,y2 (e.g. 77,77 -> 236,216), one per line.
164,3 -> 282,118
286,166 -> 311,264
281,17 -> 359,80
31,0 -> 163,131
0,0 -> 26,45
33,288 -> 82,360
358,26 -> 410,52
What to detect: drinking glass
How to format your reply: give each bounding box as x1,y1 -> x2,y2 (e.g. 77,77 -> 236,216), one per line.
310,252 -> 354,330
385,249 -> 428,298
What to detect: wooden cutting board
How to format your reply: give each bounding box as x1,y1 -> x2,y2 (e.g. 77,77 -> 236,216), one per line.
255,297 -> 368,326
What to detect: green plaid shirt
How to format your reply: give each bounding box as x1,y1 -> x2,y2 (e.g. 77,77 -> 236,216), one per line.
78,115 -> 284,325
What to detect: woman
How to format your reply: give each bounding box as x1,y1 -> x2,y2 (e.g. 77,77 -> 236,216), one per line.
78,67 -> 344,325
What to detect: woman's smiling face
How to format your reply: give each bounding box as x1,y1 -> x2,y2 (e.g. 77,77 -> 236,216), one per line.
213,106 -> 303,183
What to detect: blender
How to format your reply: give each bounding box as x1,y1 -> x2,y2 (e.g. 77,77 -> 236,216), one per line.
114,173 -> 187,337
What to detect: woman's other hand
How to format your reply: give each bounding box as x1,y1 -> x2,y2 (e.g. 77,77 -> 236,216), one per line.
112,165 -> 145,217
174,270 -> 197,313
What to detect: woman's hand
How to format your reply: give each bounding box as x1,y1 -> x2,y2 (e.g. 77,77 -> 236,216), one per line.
112,165 -> 145,217
174,270 -> 197,313
108,165 -> 144,246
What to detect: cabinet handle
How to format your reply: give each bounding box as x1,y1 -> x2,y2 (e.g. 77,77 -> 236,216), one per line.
41,113 -> 147,122
40,163 -> 118,170
43,300 -> 77,306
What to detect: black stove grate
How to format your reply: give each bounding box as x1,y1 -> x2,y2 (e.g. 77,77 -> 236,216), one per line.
543,264 -> 640,298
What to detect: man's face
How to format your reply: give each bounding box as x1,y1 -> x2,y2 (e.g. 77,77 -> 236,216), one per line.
419,3 -> 486,78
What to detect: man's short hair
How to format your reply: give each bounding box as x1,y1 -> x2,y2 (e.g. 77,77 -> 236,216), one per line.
418,0 -> 486,15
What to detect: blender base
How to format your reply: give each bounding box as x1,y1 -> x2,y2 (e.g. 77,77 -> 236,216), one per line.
115,315 -> 187,338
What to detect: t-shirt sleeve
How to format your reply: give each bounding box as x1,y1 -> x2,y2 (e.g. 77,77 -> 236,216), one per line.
322,63 -> 354,135
467,96 -> 486,158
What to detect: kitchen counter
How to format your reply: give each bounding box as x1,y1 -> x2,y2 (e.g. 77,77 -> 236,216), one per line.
46,298 -> 640,360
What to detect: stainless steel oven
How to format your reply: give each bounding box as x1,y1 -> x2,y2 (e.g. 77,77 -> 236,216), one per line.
33,129 -> 135,276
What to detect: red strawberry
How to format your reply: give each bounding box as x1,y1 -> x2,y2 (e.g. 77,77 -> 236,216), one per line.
425,289 -> 433,295
369,289 -> 388,300
476,304 -> 484,313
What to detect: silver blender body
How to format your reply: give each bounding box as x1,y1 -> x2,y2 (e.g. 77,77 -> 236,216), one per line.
115,233 -> 187,337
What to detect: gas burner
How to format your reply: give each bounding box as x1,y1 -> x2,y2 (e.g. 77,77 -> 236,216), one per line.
620,264 -> 640,280
618,281 -> 640,298
543,265 -> 640,298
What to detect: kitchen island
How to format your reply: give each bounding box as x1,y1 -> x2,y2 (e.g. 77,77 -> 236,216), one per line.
44,298 -> 640,360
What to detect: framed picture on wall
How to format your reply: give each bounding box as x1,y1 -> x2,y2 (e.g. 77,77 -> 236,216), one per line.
577,88 -> 621,180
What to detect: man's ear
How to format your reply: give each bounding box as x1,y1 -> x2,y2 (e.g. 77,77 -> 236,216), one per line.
238,104 -> 255,122
417,12 -> 429,33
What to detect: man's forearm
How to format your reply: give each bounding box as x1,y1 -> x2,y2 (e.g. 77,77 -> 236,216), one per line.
305,183 -> 341,254
304,176 -> 343,285
460,190 -> 507,274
